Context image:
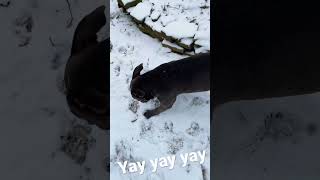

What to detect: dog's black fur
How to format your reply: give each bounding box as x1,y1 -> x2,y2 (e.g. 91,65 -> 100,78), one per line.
130,53 -> 210,119
64,6 -> 109,129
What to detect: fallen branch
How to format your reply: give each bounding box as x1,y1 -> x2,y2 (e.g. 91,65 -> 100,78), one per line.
49,36 -> 56,47
65,0 -> 73,28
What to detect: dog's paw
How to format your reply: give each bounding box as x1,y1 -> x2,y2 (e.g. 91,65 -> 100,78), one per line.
143,110 -> 154,119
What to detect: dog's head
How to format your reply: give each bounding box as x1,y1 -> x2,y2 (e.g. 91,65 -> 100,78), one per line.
130,63 -> 154,102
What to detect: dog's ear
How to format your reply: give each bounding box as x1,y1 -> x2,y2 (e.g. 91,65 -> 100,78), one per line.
132,63 -> 143,79
71,5 -> 106,55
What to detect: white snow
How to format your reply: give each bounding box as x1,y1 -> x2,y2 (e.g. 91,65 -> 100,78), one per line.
162,20 -> 198,39
194,24 -> 210,53
0,0 -> 108,179
159,15 -> 177,27
195,30 -> 210,40
195,40 -> 210,50
144,16 -> 164,33
119,0 -> 210,53
195,46 -> 209,54
130,2 -> 152,21
150,10 -> 161,21
180,38 -> 194,46
110,0 -> 210,179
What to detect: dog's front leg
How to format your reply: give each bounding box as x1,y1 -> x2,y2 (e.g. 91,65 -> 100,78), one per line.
144,96 -> 177,119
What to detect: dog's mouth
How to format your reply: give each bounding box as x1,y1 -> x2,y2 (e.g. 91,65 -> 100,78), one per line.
132,94 -> 149,103
131,89 -> 150,102
140,98 -> 149,103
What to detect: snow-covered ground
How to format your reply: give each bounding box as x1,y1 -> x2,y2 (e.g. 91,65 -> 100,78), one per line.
214,95 -> 320,179
0,0 -> 108,179
110,0 -> 210,179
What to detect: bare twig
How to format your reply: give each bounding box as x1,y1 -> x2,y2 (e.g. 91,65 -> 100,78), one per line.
65,0 -> 73,28
201,165 -> 208,180
49,36 -> 56,47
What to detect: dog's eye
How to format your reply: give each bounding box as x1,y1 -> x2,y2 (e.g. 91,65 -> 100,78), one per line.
135,89 -> 145,97
73,98 -> 86,108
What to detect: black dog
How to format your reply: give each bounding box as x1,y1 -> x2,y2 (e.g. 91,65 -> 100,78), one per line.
64,6 -> 109,129
130,53 -> 210,119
